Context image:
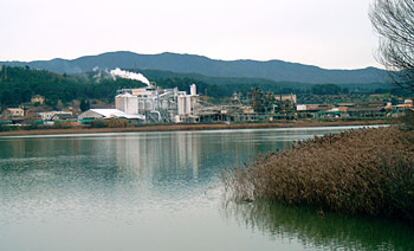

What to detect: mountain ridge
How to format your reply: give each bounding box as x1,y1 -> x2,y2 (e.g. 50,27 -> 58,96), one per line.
0,51 -> 390,84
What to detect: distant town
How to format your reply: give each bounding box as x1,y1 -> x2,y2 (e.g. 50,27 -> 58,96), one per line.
0,68 -> 412,131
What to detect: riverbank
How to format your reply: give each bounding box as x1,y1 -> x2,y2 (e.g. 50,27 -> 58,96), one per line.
225,126 -> 414,223
0,120 -> 391,137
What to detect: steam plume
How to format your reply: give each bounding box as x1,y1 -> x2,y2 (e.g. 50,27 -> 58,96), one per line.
110,68 -> 151,86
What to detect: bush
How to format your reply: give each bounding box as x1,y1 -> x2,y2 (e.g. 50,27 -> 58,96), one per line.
0,125 -> 20,132
401,109 -> 414,130
90,118 -> 129,128
225,127 -> 414,222
107,118 -> 129,128
90,119 -> 108,128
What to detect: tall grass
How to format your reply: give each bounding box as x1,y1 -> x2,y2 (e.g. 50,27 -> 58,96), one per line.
225,127 -> 414,221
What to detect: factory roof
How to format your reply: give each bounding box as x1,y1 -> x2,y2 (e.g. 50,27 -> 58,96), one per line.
116,93 -> 135,98
89,109 -> 145,120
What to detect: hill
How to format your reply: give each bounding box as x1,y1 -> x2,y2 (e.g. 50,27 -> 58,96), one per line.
1,51 -> 390,84
0,66 -> 394,108
0,66 -> 146,107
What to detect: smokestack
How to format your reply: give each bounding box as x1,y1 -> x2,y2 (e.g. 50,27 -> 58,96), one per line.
190,84 -> 197,96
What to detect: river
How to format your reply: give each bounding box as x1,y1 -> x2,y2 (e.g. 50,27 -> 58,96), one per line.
0,126 -> 412,251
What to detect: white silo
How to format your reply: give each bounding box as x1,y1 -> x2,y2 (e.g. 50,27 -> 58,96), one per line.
185,96 -> 192,115
178,95 -> 186,115
115,93 -> 138,115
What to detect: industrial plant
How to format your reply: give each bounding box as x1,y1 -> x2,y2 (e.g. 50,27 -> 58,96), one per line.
114,83 -> 199,123
76,69 -> 200,123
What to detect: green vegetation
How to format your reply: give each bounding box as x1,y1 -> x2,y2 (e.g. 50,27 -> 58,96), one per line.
0,66 -> 146,108
140,69 -> 396,98
311,83 -> 344,95
0,66 -> 408,109
79,99 -> 90,112
226,126 -> 414,222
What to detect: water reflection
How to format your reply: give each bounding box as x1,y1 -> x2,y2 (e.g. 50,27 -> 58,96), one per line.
1,126 -> 404,251
0,130 -> 290,214
223,200 -> 414,250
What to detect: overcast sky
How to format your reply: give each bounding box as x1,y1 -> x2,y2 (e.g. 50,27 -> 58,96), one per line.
0,0 -> 380,69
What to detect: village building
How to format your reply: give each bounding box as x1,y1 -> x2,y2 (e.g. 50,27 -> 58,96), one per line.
38,111 -> 74,121
2,108 -> 25,118
31,95 -> 46,105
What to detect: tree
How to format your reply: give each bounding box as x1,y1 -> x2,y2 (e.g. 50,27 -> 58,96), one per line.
370,0 -> 414,90
80,99 -> 90,112
311,84 -> 341,95
251,88 -> 265,114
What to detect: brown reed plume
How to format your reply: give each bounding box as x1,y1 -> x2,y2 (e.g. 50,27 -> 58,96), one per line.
225,127 -> 414,221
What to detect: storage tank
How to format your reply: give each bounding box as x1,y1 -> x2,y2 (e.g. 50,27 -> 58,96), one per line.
185,96 -> 192,114
178,95 -> 186,115
115,93 -> 138,115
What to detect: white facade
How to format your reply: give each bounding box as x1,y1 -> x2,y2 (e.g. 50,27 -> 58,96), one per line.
112,84 -> 199,122
5,108 -> 24,117
78,109 -> 145,120
38,111 -> 73,121
178,95 -> 186,116
296,104 -> 307,112
115,93 -> 139,115
185,96 -> 192,115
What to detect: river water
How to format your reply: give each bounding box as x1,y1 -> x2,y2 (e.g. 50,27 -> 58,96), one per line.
0,126 -> 412,251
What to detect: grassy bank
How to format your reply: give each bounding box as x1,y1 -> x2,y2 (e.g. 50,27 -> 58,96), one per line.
0,120 -> 390,137
225,126 -> 414,222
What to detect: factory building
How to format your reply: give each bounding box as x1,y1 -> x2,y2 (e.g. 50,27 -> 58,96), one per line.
115,84 -> 199,123
115,93 -> 139,115
78,109 -> 145,121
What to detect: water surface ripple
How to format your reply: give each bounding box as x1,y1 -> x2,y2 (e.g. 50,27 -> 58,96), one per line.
0,126 -> 412,251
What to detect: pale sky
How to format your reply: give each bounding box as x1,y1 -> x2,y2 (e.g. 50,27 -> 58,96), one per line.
0,0 -> 381,69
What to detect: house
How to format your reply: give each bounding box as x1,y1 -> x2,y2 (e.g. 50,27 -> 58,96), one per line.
296,104 -> 332,112
2,108 -> 25,118
51,113 -> 78,121
31,95 -> 46,105
347,107 -> 387,118
395,99 -> 414,110
318,107 -> 350,119
38,111 -> 74,121
275,94 -> 297,104
296,104 -> 334,119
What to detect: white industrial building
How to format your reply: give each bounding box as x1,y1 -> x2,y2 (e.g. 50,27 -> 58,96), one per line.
115,93 -> 139,115
78,109 -> 145,120
115,84 -> 199,123
79,84 -> 199,123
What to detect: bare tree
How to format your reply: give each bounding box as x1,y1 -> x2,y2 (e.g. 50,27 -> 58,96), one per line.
370,0 -> 414,90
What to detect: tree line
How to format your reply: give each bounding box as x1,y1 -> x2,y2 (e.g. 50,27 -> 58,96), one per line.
0,66 -> 404,109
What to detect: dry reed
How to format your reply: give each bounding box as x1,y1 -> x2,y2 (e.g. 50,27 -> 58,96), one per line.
226,127 -> 414,221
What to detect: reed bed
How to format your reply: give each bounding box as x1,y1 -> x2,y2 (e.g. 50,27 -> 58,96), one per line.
226,126 -> 414,221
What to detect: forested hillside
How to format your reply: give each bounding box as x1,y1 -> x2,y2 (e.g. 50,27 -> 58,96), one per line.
0,66 -> 396,108
0,66 -> 145,107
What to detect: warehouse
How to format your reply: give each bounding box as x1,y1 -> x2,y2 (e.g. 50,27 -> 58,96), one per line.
78,109 -> 145,121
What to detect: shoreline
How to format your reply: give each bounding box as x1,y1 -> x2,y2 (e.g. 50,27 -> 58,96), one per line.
0,120 -> 392,137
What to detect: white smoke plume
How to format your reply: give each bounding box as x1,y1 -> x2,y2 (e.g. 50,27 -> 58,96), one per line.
110,68 -> 151,86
